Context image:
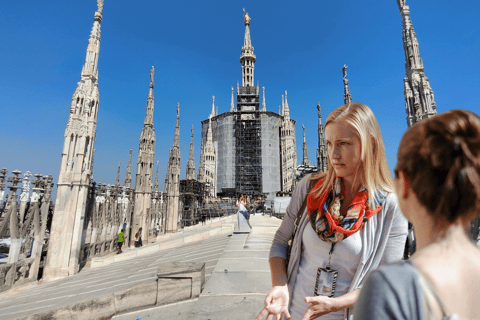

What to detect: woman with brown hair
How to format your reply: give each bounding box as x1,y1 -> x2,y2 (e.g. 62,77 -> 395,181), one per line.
355,110 -> 480,319
257,103 -> 408,320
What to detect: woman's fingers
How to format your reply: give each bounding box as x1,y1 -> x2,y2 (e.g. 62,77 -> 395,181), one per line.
255,308 -> 269,320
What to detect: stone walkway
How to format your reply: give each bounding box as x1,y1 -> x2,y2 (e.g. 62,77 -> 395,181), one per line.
0,216 -> 237,320
114,213 -> 282,320
0,213 -> 283,320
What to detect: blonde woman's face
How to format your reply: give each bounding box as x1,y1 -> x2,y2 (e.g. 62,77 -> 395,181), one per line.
325,122 -> 362,181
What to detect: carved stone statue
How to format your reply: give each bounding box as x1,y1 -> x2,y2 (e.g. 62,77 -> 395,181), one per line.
243,8 -> 251,25
150,66 -> 155,84
97,0 -> 104,14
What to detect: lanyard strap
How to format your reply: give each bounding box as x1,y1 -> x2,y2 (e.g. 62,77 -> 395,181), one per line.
326,243 -> 336,268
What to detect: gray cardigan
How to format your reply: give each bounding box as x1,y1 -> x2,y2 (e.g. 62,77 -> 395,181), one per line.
269,177 -> 408,319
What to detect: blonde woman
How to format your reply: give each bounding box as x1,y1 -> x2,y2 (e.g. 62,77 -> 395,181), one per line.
355,110 -> 480,319
256,103 -> 408,320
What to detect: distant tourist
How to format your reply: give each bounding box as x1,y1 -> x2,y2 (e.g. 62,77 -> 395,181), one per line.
257,103 -> 407,320
135,227 -> 143,248
355,110 -> 480,320
201,210 -> 207,225
117,229 -> 125,254
155,223 -> 160,237
238,195 -> 252,229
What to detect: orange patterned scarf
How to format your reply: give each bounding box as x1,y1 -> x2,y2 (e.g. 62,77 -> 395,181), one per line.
307,178 -> 387,243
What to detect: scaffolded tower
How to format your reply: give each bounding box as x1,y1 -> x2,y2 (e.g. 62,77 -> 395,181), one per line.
198,10 -> 293,197
235,9 -> 263,195
398,0 -> 437,127
132,67 -> 156,245
44,0 -> 104,280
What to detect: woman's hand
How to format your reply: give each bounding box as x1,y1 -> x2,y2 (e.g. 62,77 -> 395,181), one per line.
256,285 -> 291,320
300,296 -> 337,320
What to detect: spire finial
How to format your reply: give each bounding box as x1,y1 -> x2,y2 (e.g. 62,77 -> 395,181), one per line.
97,0 -> 104,14
150,66 -> 155,88
342,65 -> 353,104
210,96 -> 215,119
230,87 -> 235,112
284,90 -> 290,119
262,86 -> 266,112
302,124 -> 310,166
173,103 -> 180,148
153,160 -> 159,192
243,8 -> 251,25
281,95 -> 285,116
124,149 -> 133,188
115,161 -> 121,186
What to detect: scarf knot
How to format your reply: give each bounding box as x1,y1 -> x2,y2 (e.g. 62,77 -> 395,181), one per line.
307,178 -> 387,243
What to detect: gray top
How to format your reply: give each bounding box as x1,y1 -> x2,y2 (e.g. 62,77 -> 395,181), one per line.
354,261 -> 463,320
269,177 -> 408,319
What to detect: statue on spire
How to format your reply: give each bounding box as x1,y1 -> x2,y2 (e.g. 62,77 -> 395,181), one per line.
97,0 -> 104,14
150,66 -> 155,86
243,8 -> 251,25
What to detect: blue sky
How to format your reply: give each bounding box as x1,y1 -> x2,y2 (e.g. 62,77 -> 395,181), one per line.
0,0 -> 479,196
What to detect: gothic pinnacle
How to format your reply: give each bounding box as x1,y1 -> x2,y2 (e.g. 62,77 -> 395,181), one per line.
262,86 -> 266,112
173,103 -> 180,148
230,87 -> 235,112
115,161 -> 121,186
342,65 -> 352,104
154,161 -> 159,192
124,149 -> 132,188
209,96 -> 215,119
144,66 -> 155,127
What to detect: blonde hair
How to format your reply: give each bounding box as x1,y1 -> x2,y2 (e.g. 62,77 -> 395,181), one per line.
310,103 -> 394,207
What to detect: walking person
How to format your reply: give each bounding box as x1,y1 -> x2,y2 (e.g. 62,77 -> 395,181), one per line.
355,109 -> 480,320
117,229 -> 125,254
155,223 -> 160,237
134,227 -> 143,248
256,103 -> 408,320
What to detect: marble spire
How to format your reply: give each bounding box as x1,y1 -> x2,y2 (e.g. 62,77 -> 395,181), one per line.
45,0 -> 104,280
302,125 -> 310,166
209,96 -> 215,119
316,102 -> 328,172
165,103 -> 181,233
284,91 -> 290,119
153,161 -> 159,192
398,0 -> 437,127
124,149 -> 132,188
203,118 -> 216,198
115,162 -> 121,186
132,67 -> 157,245
262,86 -> 266,112
144,66 -> 155,127
281,95 -> 285,116
173,103 -> 180,148
240,9 -> 256,87
230,87 -> 235,112
186,125 -> 196,180
342,65 -> 352,104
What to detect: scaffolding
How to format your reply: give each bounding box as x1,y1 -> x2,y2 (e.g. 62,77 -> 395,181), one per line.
235,84 -> 262,195
179,179 -> 206,226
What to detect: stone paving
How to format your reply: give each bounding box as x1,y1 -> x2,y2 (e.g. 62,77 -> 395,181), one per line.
113,213 -> 282,320
0,213 -> 283,320
0,232 -> 231,320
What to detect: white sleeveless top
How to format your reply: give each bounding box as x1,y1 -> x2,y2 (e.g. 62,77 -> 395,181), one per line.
290,222 -> 363,320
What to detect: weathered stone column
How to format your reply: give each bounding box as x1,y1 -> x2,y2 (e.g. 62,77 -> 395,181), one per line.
18,171 -> 32,223
0,168 -> 7,205
7,170 -> 22,264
